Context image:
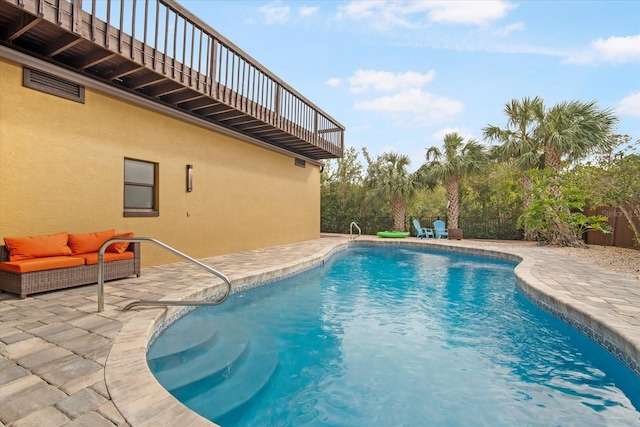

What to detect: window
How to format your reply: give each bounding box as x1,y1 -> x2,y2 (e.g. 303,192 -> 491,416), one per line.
124,158 -> 159,217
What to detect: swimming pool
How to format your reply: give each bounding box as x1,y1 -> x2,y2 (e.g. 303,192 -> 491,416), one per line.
148,245 -> 640,426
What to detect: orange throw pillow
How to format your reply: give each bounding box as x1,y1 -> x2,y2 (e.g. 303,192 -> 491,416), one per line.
68,229 -> 116,255
107,232 -> 135,254
4,232 -> 72,261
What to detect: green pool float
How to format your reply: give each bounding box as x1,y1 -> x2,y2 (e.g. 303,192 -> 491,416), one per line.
376,231 -> 410,238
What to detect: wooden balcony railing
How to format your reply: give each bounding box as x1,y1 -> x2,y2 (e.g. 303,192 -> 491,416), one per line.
0,0 -> 344,159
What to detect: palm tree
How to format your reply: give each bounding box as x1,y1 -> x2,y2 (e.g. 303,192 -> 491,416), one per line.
483,97 -> 545,240
423,132 -> 486,229
485,97 -> 619,245
537,101 -> 618,246
536,100 -> 618,171
485,98 -> 618,173
367,152 -> 416,231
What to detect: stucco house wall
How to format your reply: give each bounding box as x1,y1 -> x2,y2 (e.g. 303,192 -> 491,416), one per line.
0,57 -> 321,267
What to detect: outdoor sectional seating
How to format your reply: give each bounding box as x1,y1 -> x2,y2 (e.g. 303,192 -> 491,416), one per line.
0,230 -> 140,299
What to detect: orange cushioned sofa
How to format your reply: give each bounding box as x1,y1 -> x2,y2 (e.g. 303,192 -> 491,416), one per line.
0,230 -> 140,299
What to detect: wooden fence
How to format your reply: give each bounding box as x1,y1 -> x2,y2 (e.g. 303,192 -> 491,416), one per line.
584,206 -> 639,249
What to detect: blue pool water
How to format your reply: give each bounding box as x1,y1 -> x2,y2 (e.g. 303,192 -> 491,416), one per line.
148,246 -> 640,426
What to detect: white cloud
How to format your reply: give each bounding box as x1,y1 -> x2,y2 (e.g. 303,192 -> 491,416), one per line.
562,52 -> 591,64
336,0 -> 515,29
337,1 -> 413,29
425,1 -> 515,25
259,4 -> 290,24
325,77 -> 342,87
336,1 -> 392,22
617,92 -> 640,118
347,69 -> 460,125
593,35 -> 640,63
348,70 -> 436,93
564,34 -> 640,65
299,6 -> 319,17
493,22 -> 524,37
354,88 -> 464,125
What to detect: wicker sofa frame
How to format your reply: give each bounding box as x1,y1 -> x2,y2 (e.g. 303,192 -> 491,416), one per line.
0,243 -> 140,299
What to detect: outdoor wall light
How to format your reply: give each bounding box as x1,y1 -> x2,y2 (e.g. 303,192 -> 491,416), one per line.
186,164 -> 193,192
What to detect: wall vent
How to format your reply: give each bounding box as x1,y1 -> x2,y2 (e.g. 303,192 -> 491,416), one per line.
23,68 -> 85,103
295,158 -> 306,168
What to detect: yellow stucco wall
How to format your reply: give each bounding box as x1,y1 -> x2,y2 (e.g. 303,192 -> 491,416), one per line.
0,57 -> 320,266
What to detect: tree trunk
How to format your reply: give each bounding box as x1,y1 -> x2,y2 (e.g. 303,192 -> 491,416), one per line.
547,173 -> 583,247
542,147 -> 581,246
544,144 -> 563,172
620,205 -> 640,248
392,196 -> 406,231
446,176 -> 460,229
521,174 -> 535,240
545,205 -> 585,247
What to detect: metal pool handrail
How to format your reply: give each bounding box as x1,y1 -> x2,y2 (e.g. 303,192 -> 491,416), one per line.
97,237 -> 231,312
350,222 -> 361,240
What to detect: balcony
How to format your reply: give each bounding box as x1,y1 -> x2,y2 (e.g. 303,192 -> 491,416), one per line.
0,0 -> 344,160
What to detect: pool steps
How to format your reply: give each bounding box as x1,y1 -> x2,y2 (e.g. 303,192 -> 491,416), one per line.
146,316 -> 220,370
147,316 -> 280,422
149,318 -> 249,390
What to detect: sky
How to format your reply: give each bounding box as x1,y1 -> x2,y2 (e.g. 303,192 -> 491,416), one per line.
177,0 -> 640,170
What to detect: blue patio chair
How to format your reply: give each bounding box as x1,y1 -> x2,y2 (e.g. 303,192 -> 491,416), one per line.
413,219 -> 434,239
433,220 -> 448,239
